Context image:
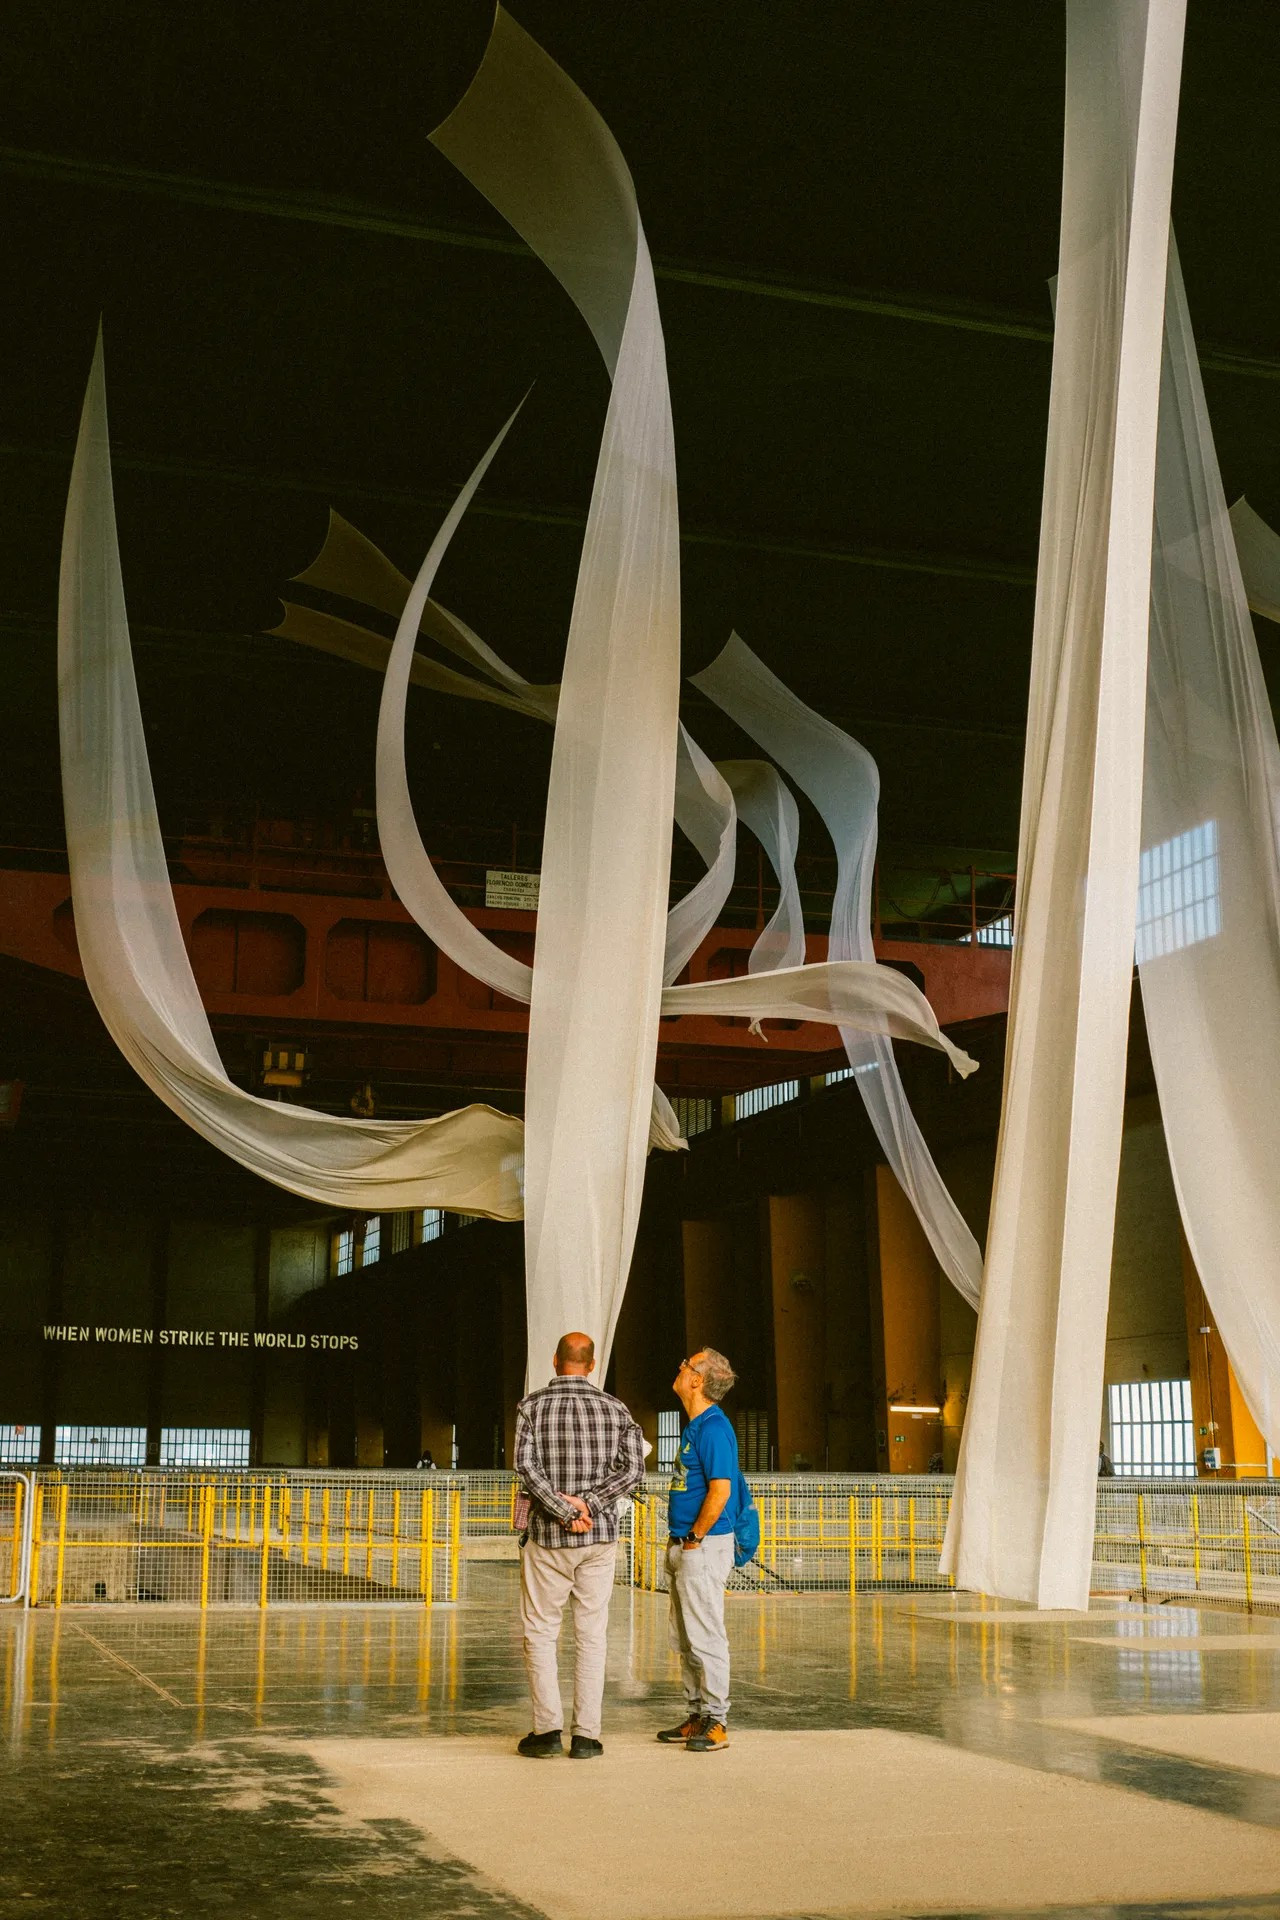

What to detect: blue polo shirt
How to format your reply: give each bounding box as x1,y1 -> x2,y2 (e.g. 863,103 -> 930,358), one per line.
668,1405 -> 739,1537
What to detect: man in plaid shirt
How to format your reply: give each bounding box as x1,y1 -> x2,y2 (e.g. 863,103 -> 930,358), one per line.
514,1330 -> 646,1760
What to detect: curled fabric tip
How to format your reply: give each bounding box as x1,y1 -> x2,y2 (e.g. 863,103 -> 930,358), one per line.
747,1018 -> 767,1039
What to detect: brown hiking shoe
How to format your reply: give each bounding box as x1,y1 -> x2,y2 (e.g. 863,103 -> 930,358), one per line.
656,1712 -> 705,1744
686,1720 -> 729,1752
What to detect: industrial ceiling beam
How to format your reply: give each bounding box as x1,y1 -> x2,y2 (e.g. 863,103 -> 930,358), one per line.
2,144 -> 1279,384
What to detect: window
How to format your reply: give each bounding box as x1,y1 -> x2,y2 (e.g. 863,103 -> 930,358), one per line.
421,1209 -> 444,1244
733,1079 -> 800,1122
335,1226 -> 354,1277
821,1060 -> 879,1087
450,1423 -> 459,1470
960,911 -> 1014,948
455,1213 -> 482,1228
1136,821 -> 1221,963
734,1408 -> 770,1473
0,1425 -> 39,1465
54,1426 -> 147,1468
657,1410 -> 680,1473
361,1215 -> 381,1265
160,1428 -> 251,1469
669,1096 -> 715,1139
1107,1379 -> 1195,1477
389,1212 -> 412,1256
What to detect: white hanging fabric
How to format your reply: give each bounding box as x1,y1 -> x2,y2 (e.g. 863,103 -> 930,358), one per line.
942,0 -> 1185,1608
57,338 -> 526,1219
1138,277 -> 1280,1459
719,760 -> 807,975
429,8 -> 682,1375
1229,498 -> 1280,626
302,507 -> 975,1153
695,635 -> 984,1309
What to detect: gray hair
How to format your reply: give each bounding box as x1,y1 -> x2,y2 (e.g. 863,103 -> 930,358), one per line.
695,1347 -> 737,1403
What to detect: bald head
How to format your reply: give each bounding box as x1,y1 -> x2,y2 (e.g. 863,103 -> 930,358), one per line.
554,1331 -> 595,1374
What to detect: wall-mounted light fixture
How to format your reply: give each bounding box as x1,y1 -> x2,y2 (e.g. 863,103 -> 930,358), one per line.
259,1044 -> 309,1090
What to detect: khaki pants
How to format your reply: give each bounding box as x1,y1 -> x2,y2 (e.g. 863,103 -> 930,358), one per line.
666,1533 -> 734,1723
520,1539 -> 617,1740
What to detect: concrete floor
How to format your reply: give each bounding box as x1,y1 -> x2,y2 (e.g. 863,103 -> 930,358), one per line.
4,1567 -> 1280,1919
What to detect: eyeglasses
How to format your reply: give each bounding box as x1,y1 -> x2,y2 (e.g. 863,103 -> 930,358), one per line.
678,1358 -> 704,1376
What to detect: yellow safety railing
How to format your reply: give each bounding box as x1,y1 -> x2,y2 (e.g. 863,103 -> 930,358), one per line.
20,1469 -> 465,1610
625,1475 -> 1280,1613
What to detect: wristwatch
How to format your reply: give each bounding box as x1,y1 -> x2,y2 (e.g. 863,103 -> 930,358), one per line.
679,1531 -> 702,1545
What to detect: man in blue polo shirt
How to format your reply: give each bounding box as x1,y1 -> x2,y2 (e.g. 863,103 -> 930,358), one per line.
657,1346 -> 739,1753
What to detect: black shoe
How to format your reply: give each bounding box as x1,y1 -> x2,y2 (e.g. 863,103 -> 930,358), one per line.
517,1729 -> 564,1758
569,1735 -> 603,1759
656,1712 -> 705,1744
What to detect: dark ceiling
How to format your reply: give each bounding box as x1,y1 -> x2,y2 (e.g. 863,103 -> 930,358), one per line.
4,0 -> 1280,867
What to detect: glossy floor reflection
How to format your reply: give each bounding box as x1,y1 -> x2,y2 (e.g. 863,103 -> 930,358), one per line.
3,1570 -> 1280,1918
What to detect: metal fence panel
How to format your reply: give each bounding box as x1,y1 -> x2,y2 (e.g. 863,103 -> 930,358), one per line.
24,1469 -> 464,1609
21,1467 -> 1280,1613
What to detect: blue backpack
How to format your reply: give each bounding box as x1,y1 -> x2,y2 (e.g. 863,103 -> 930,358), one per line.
733,1466 -> 761,1569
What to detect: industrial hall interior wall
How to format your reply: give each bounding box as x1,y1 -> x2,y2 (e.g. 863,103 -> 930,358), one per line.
2,988 -> 1253,1479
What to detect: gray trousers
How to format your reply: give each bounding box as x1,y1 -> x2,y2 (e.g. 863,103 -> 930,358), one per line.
520,1539 -> 617,1740
666,1533 -> 734,1723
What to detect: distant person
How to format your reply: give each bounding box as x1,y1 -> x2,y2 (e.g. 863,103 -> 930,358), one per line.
657,1347 -> 739,1754
1098,1442 -> 1116,1477
513,1330 -> 645,1760
927,1452 -> 945,1474
414,1449 -> 435,1470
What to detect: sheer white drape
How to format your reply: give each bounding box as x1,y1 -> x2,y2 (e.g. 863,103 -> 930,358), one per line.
57,339 -> 526,1218
943,0 -> 1185,1608
1138,278 -> 1280,1462
695,635 -> 984,1310
58,8 -> 982,1368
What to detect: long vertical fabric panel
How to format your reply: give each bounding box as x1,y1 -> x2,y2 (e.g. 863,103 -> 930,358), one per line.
1140,257 -> 1280,1458
431,10 -> 681,1377
943,0 -> 1184,1608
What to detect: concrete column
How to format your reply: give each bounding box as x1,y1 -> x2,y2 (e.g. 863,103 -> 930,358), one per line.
501,1266 -> 526,1468
453,1271 -> 502,1467
416,1281 -> 455,1470
613,1231 -> 662,1457
681,1217 -> 735,1359
822,1184 -> 875,1470
767,1193 -> 826,1471
1183,1236 -> 1277,1478
870,1166 -> 942,1474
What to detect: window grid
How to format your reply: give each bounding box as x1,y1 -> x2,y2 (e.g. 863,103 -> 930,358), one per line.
455,1214 -> 482,1228
159,1428 -> 251,1469
389,1212 -> 412,1257
54,1426 -> 147,1468
822,1060 -> 879,1087
961,911 -> 1014,948
670,1096 -> 715,1139
0,1425 -> 40,1465
1136,821 -> 1221,963
361,1215 -> 381,1265
657,1410 -> 680,1473
733,1079 -> 800,1122
335,1227 -> 354,1277
421,1209 -> 444,1244
1108,1379 -> 1195,1478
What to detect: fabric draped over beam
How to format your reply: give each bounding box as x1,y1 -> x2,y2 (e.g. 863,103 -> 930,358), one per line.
57,339 -> 527,1219
943,0 -> 1185,1609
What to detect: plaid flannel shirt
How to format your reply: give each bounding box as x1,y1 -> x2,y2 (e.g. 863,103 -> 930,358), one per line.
515,1375 -> 646,1548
